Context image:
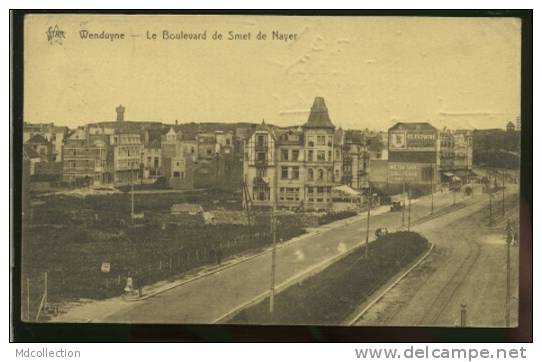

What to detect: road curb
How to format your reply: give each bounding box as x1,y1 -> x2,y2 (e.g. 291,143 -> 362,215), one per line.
345,242 -> 435,326
122,211 -> 372,302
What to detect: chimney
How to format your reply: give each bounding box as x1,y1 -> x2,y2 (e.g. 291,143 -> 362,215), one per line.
116,105 -> 125,122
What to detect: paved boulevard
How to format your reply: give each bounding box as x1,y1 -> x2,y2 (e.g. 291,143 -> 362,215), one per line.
55,183 -> 515,324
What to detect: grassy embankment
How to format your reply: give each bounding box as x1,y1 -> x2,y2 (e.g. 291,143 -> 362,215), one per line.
22,191 -> 303,309
229,231 -> 429,325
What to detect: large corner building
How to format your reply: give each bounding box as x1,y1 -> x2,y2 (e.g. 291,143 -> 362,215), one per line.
243,97 -> 341,211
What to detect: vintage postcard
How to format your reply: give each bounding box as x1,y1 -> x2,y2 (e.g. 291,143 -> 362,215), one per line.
19,14 -> 522,327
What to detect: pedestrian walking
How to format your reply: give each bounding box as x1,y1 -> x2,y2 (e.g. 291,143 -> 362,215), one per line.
134,271 -> 143,297
124,273 -> 134,295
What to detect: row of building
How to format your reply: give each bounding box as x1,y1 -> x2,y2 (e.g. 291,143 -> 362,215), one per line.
25,97 -> 517,212
23,105 -> 246,190
243,97 -> 475,210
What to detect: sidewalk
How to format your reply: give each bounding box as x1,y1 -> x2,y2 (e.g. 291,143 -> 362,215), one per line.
115,203 -> 394,302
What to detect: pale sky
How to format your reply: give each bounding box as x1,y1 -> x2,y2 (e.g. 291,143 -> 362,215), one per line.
24,15 -> 522,131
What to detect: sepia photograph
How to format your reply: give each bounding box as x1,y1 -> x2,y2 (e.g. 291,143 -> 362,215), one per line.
14,12 -> 528,334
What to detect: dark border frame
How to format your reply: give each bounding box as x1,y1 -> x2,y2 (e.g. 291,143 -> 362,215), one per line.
10,9 -> 533,342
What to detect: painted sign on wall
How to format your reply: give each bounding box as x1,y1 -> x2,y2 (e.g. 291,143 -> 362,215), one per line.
389,131 -> 436,151
388,162 -> 434,184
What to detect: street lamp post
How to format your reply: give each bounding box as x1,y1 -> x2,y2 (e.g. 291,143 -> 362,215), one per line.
365,181 -> 372,259
407,184 -> 412,231
402,180 -> 406,227
505,222 -> 512,327
131,167 -> 135,222
502,170 -> 506,216
431,164 -> 435,215
269,163 -> 278,317
489,192 -> 493,227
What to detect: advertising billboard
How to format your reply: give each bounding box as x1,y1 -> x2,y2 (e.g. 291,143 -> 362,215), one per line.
389,131 -> 407,150
389,130 -> 436,151
388,162 -> 434,184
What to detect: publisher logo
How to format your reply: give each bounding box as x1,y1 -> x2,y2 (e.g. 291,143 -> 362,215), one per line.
46,25 -> 65,45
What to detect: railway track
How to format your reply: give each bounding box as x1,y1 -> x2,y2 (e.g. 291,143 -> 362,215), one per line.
417,195 -> 518,325
349,193 -> 519,326
417,236 -> 481,325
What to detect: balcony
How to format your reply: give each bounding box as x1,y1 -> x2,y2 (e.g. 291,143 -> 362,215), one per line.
253,176 -> 269,186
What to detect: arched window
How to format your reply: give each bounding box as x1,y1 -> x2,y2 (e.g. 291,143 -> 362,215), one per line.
318,169 -> 324,181
308,168 -> 314,181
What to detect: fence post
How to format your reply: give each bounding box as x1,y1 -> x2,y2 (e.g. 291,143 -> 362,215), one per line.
159,260 -> 162,271
117,274 -> 121,286
26,278 -> 30,321
44,271 -> 48,308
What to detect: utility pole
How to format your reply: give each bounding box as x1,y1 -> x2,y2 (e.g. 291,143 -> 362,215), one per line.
269,180 -> 277,316
402,180 -> 406,226
131,168 -> 135,221
466,133 -> 470,185
407,184 -> 412,231
489,192 -> 493,227
26,278 -> 30,321
502,170 -> 506,216
431,164 -> 435,215
365,181 -> 372,259
44,271 -> 48,308
505,222 -> 512,327
215,153 -> 220,186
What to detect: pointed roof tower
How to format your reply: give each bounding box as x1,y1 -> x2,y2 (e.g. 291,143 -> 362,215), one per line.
303,97 -> 335,129
255,119 -> 268,131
